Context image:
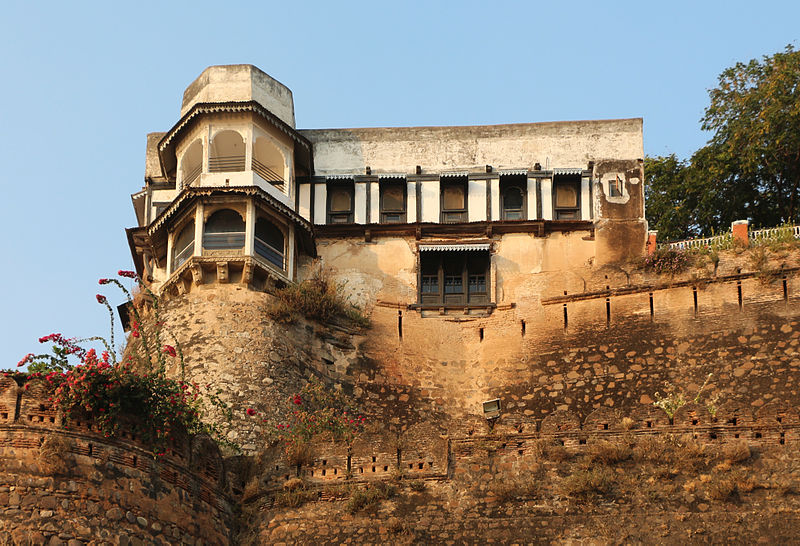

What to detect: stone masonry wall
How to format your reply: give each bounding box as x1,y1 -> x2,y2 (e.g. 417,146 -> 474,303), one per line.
0,376 -> 233,545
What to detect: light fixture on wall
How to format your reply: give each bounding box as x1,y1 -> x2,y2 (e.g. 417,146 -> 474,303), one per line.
483,398 -> 501,421
485,165 -> 493,173
365,166 -> 371,175
534,162 -> 542,171
416,165 -> 422,175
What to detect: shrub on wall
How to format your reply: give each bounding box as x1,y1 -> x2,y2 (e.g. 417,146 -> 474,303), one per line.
7,271 -> 235,457
267,261 -> 369,328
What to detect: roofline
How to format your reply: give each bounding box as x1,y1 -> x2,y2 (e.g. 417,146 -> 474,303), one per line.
299,117 -> 643,135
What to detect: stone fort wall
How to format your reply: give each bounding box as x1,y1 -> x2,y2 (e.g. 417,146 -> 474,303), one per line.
0,377 -> 234,545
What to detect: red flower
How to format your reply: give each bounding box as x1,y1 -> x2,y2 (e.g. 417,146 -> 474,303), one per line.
162,345 -> 177,358
98,278 -> 110,285
117,270 -> 137,279
293,395 -> 302,405
96,294 -> 107,304
246,408 -> 257,416
131,330 -> 140,338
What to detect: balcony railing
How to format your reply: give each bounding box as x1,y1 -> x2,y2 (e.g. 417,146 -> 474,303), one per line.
252,157 -> 286,192
173,242 -> 194,269
255,236 -> 285,269
203,232 -> 245,249
208,155 -> 246,173
182,164 -> 202,187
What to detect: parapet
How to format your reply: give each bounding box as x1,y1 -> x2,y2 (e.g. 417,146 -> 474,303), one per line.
180,64 -> 296,128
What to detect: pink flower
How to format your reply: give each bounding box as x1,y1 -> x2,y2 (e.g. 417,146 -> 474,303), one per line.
162,345 -> 177,358
117,270 -> 137,279
96,294 -> 107,304
246,408 -> 256,416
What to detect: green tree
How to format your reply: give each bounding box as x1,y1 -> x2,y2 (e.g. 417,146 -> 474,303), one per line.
700,45 -> 800,226
644,154 -> 697,241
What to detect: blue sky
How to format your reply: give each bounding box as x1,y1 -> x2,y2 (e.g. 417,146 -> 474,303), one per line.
0,0 -> 798,366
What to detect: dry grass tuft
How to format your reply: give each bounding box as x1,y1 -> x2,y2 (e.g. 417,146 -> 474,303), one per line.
719,440 -> 751,464
562,467 -> 615,499
585,440 -> 632,465
38,435 -> 72,475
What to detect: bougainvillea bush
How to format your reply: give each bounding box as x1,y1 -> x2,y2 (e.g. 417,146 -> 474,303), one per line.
6,270 -> 234,456
247,378 -> 365,464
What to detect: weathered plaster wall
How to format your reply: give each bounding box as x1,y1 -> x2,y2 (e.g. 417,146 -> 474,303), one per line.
180,65 -> 296,128
302,118 -> 643,176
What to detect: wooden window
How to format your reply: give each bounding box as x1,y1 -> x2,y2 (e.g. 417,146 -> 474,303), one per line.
440,177 -> 468,223
553,175 -> 580,220
327,180 -> 354,224
500,175 -> 526,220
380,181 -> 406,223
418,251 -> 489,305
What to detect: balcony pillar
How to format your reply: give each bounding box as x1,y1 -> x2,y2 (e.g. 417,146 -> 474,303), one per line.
245,200 -> 255,256
194,202 -> 204,256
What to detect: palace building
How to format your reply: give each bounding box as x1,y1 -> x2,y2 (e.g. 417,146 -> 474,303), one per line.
127,64 -> 646,316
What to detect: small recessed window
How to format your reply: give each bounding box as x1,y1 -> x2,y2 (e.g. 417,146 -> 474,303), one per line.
327,180 -> 354,224
440,177 -> 467,223
380,181 -> 406,223
608,175 -> 623,197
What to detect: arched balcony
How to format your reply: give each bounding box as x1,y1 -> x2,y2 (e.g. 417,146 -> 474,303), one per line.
255,217 -> 285,269
203,209 -> 245,250
179,140 -> 203,188
173,220 -> 195,270
253,136 -> 286,192
209,131 -> 246,173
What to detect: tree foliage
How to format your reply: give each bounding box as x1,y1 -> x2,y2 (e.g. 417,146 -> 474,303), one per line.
646,46 -> 800,239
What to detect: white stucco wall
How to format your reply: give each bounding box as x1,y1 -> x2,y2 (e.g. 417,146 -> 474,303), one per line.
420,180 -> 440,223
370,182 -> 380,223
541,179 -> 553,220
298,183 -> 311,221
581,177 -> 591,220
303,118 -> 643,176
406,181 -> 417,223
468,179 -> 487,222
490,179 -> 500,221
314,183 -> 327,225
526,178 -> 537,220
354,183 -> 367,224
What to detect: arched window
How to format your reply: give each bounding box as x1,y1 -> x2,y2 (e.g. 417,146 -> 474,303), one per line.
500,176 -> 526,220
209,130 -> 245,172
203,209 -> 245,250
173,220 -> 195,270
253,137 -> 286,192
180,140 -> 203,187
255,217 -> 285,269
